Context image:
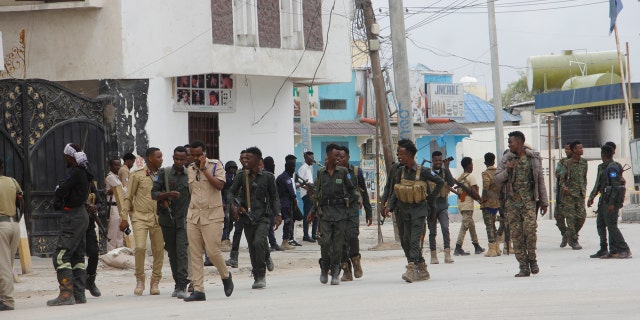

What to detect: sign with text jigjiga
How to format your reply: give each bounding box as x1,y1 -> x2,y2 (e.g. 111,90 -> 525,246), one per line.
426,83 -> 464,120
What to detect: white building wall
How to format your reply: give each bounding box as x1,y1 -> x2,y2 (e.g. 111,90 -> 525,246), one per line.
0,0 -> 351,83
146,78 -> 190,157
146,75 -> 294,169
217,75 -> 294,169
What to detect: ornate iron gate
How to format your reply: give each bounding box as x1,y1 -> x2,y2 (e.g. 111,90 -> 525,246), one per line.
0,79 -> 106,256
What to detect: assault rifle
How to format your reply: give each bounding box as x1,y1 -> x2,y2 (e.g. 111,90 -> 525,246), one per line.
87,192 -> 110,242
295,176 -> 315,198
500,184 -> 509,255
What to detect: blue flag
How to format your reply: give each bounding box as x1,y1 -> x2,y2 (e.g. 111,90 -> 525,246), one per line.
609,0 -> 623,34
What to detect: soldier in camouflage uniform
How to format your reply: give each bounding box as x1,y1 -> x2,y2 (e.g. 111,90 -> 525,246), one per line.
495,131 -> 548,277
309,143 -> 360,285
587,145 -> 631,259
385,139 -> 444,283
554,143 -> 572,247
556,141 -> 587,250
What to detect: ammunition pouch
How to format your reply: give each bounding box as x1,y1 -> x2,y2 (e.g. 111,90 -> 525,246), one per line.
394,166 -> 427,204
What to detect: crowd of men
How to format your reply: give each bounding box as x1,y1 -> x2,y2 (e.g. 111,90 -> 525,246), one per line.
0,131 -> 633,311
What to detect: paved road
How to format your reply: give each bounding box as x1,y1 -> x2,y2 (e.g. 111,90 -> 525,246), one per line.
9,217 -> 640,320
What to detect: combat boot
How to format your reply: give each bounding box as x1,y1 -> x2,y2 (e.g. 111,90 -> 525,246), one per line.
319,259 -> 329,284
72,268 -> 87,304
225,250 -> 238,268
484,243 -> 497,257
444,248 -> 454,263
340,261 -> 353,282
560,233 -> 568,248
529,260 -> 540,274
134,274 -> 145,296
266,255 -> 275,272
351,254 -> 363,278
47,270 -> 76,306
473,242 -> 485,254
281,239 -> 295,250
222,272 -> 234,297
454,244 -> 470,256
430,250 -> 439,264
569,239 -> 583,250
402,262 -> 417,283
416,262 -> 430,281
496,242 -> 502,256
150,276 -> 161,295
252,271 -> 266,289
330,265 -> 341,285
590,246 -> 609,258
86,273 -> 101,297
221,239 -> 232,252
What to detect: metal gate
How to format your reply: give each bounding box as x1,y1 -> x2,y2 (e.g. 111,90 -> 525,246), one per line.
0,79 -> 106,256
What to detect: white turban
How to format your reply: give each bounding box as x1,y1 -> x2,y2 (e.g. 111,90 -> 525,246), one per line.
63,143 -> 89,168
64,143 -> 76,157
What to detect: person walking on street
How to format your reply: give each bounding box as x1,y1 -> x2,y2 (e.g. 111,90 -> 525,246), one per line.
183,141 -> 234,301
276,155 -> 298,251
309,144 -> 361,285
228,147 -> 282,289
0,160 -> 23,311
557,141 -> 588,250
495,131 -> 548,277
385,139 -> 443,283
587,145 -> 632,259
337,146 -> 372,281
226,150 -> 247,268
454,157 -> 484,256
47,143 -> 91,306
298,151 -> 317,242
427,151 -> 456,264
105,159 -> 125,251
555,143 -> 572,247
120,147 -> 164,295
480,153 -> 501,257
151,146 -> 191,299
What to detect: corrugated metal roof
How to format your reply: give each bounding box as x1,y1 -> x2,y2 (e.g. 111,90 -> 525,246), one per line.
294,121 -> 376,136
458,92 -> 521,124
294,120 -> 471,137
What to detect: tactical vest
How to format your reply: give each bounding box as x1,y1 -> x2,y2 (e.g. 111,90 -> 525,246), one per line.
603,161 -> 626,207
394,166 -> 427,204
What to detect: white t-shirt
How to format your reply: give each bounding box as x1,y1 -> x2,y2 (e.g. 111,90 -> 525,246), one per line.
297,163 -> 314,197
457,173 -> 477,211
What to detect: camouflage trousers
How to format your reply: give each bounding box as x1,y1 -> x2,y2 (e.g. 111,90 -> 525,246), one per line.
554,195 -> 567,236
506,200 -> 538,271
456,210 -> 479,245
482,208 -> 499,243
558,194 -> 586,241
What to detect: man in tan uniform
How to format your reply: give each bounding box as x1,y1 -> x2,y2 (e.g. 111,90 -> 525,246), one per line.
183,141 -> 234,301
119,153 -> 136,187
120,148 -> 164,296
0,160 -> 22,311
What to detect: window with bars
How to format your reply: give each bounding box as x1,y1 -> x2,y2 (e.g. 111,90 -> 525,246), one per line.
188,112 -> 219,159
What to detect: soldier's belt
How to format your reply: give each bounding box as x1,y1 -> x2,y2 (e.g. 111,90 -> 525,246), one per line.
320,198 -> 347,206
0,215 -> 18,223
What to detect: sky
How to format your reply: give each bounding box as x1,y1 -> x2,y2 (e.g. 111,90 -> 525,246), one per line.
368,0 -> 639,100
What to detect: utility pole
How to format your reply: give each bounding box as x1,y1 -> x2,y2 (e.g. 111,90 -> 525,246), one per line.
487,0 -> 504,159
362,0 -> 399,242
388,0 -> 415,141
363,0 -> 393,171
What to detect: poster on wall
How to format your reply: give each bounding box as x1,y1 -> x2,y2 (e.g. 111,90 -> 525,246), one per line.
426,83 -> 464,120
173,73 -> 235,112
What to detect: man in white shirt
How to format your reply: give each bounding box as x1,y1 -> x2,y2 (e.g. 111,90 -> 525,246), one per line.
297,151 -> 317,242
454,157 -> 484,256
105,158 -> 125,251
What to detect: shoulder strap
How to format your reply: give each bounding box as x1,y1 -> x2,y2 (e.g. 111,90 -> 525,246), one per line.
354,166 -> 359,179
415,166 -> 422,181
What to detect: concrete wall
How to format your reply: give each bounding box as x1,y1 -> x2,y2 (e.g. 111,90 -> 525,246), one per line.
315,71 -> 357,121
0,0 -> 351,82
